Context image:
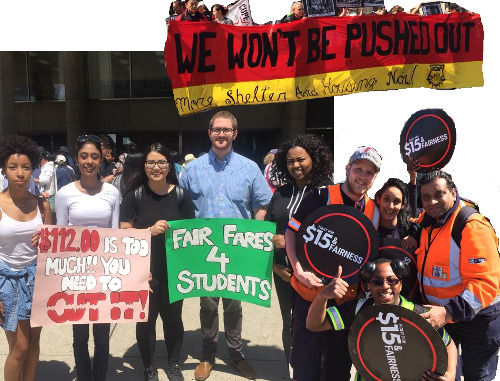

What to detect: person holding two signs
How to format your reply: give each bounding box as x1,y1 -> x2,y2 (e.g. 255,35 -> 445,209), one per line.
284,146 -> 382,381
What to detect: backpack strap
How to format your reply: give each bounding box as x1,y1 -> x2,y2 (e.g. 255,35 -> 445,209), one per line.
452,206 -> 478,248
175,185 -> 187,213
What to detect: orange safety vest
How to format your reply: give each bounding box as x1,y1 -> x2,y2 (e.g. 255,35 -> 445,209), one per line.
291,184 -> 380,302
416,203 -> 500,315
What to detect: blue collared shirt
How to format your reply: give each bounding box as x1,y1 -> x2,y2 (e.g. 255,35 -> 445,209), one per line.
179,149 -> 272,219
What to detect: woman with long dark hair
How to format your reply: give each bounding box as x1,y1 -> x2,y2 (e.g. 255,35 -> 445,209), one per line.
120,143 -> 195,381
374,178 -> 418,248
0,135 -> 52,381
266,134 -> 333,376
112,152 -> 143,202
55,135 -> 120,381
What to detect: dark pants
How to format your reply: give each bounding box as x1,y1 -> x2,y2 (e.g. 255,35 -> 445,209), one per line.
290,289 -> 352,381
136,284 -> 184,367
445,302 -> 500,381
73,323 -> 110,381
273,271 -> 292,366
200,296 -> 243,363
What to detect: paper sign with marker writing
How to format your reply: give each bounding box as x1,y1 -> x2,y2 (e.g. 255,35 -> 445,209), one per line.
165,218 -> 276,307
31,225 -> 151,327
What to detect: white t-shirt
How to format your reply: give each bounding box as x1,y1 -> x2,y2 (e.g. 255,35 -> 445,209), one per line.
55,182 -> 120,228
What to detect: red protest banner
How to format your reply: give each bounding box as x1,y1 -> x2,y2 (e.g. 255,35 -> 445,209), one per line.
31,225 -> 151,327
165,12 -> 483,115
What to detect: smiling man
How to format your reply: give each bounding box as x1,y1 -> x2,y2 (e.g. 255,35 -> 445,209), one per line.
416,170 -> 500,381
179,110 -> 272,381
283,146 -> 382,381
306,260 -> 457,381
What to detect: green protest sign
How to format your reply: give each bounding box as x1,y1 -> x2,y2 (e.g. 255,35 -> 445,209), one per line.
165,218 -> 276,307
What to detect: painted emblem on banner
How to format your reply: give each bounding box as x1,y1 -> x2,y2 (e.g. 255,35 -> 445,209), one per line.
427,64 -> 446,88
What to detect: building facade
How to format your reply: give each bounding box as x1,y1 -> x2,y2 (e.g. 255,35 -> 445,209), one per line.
0,51 -> 333,163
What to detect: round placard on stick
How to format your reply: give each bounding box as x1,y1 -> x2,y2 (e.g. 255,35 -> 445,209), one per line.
400,109 -> 456,173
349,304 -> 448,381
360,239 -> 419,300
296,204 -> 379,284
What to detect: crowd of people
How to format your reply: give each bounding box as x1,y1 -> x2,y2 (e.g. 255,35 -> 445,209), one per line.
1,109 -> 499,381
165,0 -> 473,26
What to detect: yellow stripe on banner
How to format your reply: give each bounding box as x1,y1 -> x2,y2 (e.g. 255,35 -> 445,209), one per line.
173,61 -> 483,115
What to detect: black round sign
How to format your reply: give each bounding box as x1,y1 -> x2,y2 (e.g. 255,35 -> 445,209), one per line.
296,205 -> 379,284
399,109 -> 456,173
360,239 -> 419,300
349,304 -> 448,381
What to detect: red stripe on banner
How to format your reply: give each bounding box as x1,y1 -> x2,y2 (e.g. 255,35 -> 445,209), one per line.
165,12 -> 483,89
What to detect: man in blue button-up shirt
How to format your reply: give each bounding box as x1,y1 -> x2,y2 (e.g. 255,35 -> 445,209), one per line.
180,110 -> 272,380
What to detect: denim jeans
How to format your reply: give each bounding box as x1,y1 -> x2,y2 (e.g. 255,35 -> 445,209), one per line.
73,323 -> 110,381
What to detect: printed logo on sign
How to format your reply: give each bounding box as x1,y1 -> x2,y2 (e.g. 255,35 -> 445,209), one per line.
302,223 -> 363,264
375,312 -> 405,379
404,133 -> 448,156
427,64 -> 446,88
469,258 -> 486,264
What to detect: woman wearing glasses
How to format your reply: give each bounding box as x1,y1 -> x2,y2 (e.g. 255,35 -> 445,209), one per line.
0,135 -> 52,381
55,135 -> 120,381
120,143 -> 195,381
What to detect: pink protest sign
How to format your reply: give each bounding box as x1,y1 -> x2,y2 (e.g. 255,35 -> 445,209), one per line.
31,225 -> 151,327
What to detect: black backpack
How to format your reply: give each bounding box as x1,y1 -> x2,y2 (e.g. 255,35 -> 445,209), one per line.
451,198 -> 497,248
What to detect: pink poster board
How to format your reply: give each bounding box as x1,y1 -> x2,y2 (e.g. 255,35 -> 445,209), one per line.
31,225 -> 151,327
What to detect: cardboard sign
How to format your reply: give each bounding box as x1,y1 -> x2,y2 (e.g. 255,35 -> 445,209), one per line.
165,218 -> 276,307
360,239 -> 418,300
31,225 -> 151,327
336,0 -> 362,8
349,304 -> 448,381
363,0 -> 385,7
165,13 -> 484,115
420,2 -> 445,15
400,109 -> 457,173
304,0 -> 337,17
296,205 -> 379,284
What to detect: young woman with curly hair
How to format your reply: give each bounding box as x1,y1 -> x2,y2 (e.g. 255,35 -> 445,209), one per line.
265,134 -> 333,376
0,135 -> 52,381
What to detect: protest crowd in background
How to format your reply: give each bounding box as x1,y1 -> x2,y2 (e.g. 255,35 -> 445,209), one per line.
1,2 -> 498,381
165,0 -> 474,27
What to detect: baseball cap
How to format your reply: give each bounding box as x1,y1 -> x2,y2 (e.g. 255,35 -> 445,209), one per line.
348,146 -> 382,171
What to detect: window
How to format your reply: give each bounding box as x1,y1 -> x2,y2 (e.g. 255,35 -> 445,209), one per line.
27,52 -> 65,101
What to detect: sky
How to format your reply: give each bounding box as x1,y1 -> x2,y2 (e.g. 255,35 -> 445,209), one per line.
1,0 -> 498,224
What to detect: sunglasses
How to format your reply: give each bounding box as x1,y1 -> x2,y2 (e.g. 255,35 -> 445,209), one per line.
369,277 -> 400,287
77,135 -> 101,144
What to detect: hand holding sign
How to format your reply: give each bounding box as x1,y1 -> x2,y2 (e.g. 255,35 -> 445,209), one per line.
422,370 -> 454,381
150,220 -> 169,236
320,266 -> 349,300
421,305 -> 453,329
295,265 -> 323,289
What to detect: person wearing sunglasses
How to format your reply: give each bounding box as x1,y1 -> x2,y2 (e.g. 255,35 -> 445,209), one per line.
284,146 -> 381,381
55,135 -> 120,381
306,258 -> 457,381
120,143 -> 195,381
179,111 -> 272,381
